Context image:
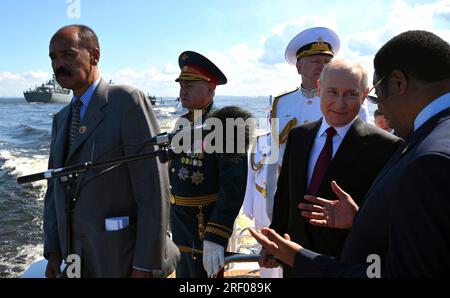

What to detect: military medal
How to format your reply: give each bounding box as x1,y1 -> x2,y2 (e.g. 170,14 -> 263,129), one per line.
191,170 -> 205,185
177,166 -> 190,181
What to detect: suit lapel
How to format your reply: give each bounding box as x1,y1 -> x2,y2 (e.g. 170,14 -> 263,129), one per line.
295,120 -> 322,199
66,79 -> 108,164
324,118 -> 367,189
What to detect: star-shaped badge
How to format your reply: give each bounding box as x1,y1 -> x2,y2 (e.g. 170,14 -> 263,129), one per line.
178,167 -> 190,181
191,170 -> 205,186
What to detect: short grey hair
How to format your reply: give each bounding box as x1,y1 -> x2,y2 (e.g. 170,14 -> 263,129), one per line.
319,59 -> 368,93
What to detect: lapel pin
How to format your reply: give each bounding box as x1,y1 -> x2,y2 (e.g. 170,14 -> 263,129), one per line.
79,125 -> 87,134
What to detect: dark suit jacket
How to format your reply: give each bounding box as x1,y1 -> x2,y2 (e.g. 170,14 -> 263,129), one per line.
270,118 -> 401,275
294,108 -> 450,277
43,79 -> 172,277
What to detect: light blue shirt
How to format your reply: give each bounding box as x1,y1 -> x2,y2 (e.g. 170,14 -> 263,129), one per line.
71,77 -> 101,121
414,92 -> 450,131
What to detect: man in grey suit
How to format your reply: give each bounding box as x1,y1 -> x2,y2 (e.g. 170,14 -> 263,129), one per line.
44,24 -> 170,277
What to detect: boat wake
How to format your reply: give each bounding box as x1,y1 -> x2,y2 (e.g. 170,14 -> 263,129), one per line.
0,149 -> 48,190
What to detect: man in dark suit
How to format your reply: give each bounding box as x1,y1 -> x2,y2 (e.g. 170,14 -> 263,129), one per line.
44,25 -> 171,277
260,59 -> 401,277
250,30 -> 450,277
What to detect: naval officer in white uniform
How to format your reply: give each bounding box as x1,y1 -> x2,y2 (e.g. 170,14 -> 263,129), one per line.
266,27 -> 371,220
243,130 -> 283,278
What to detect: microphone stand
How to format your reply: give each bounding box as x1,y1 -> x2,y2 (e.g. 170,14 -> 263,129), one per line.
17,144 -> 177,276
17,145 -> 176,184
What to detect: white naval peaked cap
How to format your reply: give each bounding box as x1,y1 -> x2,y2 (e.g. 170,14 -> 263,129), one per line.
285,27 -> 340,65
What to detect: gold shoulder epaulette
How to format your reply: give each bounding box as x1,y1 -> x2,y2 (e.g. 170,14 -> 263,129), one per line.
274,87 -> 299,99
270,87 -> 299,120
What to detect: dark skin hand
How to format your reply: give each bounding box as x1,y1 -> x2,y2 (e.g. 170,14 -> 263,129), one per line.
250,227 -> 301,268
299,181 -> 359,229
45,252 -> 62,278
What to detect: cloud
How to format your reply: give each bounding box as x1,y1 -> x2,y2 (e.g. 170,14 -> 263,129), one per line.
0,71 -> 49,97
338,0 -> 450,87
259,15 -> 339,65
102,63 -> 180,97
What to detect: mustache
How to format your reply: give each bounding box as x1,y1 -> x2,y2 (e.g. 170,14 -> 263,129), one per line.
54,68 -> 72,78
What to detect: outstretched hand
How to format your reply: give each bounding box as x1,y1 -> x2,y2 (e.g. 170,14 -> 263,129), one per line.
249,227 -> 302,268
299,181 -> 359,229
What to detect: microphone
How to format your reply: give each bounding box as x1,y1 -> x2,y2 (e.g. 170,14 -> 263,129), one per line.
17,162 -> 91,184
17,169 -> 57,184
147,106 -> 255,154
146,124 -> 206,146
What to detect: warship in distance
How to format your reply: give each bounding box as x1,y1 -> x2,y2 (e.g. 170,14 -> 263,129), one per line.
23,75 -> 72,103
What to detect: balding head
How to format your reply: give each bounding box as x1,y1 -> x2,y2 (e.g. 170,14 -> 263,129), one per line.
51,24 -> 99,52
320,59 -> 368,94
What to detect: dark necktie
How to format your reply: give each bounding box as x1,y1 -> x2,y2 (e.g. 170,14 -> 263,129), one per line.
308,126 -> 336,195
68,98 -> 82,152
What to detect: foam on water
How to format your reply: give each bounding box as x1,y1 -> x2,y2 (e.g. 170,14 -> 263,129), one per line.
0,149 -> 48,190
0,97 -> 272,277
0,244 -> 43,278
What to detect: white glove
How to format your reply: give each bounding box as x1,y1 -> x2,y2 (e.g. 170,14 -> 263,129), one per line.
202,240 -> 224,278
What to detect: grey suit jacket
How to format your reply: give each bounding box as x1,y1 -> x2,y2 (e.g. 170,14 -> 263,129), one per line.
43,79 -> 171,277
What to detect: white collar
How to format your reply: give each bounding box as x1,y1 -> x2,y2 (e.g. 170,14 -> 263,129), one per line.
299,85 -> 319,99
317,117 -> 358,139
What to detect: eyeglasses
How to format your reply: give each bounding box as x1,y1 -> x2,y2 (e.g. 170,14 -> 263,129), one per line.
365,76 -> 386,104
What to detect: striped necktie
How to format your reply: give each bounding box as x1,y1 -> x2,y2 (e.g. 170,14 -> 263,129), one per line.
68,98 -> 82,152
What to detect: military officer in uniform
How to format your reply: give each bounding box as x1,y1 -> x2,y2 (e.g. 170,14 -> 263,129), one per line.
266,27 -> 371,220
169,51 -> 248,278
243,130 -> 283,278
